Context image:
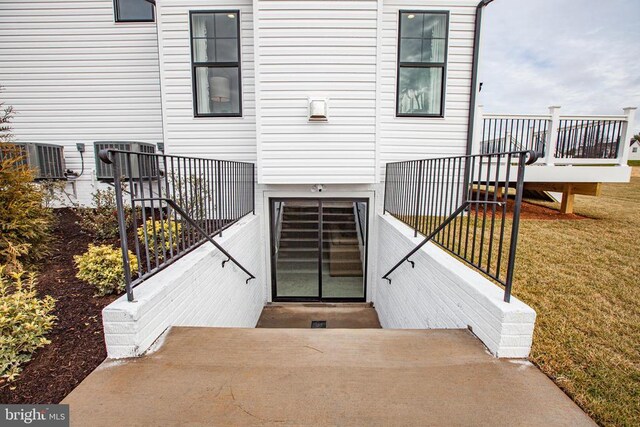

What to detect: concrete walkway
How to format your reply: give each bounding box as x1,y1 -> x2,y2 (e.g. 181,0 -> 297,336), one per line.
63,327 -> 594,426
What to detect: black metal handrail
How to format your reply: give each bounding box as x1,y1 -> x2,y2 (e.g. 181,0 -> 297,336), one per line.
99,148 -> 255,301
383,150 -> 537,302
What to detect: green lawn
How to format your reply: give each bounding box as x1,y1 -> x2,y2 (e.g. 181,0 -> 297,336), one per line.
408,174 -> 639,425
628,160 -> 640,167
512,175 -> 640,426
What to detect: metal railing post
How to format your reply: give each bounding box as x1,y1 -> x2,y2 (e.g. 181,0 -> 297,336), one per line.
413,160 -> 424,237
383,162 -> 390,214
216,160 -> 223,236
108,151 -> 134,302
503,152 -> 527,303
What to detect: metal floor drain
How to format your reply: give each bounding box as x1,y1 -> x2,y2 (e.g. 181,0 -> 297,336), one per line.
311,320 -> 327,328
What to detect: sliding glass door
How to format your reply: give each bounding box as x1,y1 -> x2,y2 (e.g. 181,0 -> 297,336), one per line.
270,199 -> 367,302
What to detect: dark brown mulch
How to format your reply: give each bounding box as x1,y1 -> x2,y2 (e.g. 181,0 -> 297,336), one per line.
518,199 -> 587,221
0,209 -> 118,404
469,191 -> 588,221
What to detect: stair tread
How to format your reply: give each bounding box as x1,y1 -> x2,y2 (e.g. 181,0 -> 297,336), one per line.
277,270 -> 363,275
282,220 -> 356,225
280,245 -> 360,252
280,230 -> 357,234
278,258 -> 362,263
279,247 -> 360,252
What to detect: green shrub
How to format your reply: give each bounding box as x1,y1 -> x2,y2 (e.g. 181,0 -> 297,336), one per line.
0,145 -> 52,272
76,187 -> 131,241
74,244 -> 138,296
0,266 -> 56,382
137,219 -> 182,256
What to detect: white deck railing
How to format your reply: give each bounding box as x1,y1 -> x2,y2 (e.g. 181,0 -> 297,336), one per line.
472,106 -> 637,167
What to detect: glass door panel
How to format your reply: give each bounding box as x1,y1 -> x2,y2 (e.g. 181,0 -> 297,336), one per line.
320,201 -> 366,299
273,200 -> 320,298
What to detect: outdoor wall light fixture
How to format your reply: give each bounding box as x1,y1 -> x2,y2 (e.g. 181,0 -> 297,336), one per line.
308,98 -> 328,122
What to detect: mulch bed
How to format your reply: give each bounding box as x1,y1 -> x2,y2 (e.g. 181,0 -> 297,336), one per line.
0,209 -> 118,404
519,200 -> 586,221
469,191 -> 587,221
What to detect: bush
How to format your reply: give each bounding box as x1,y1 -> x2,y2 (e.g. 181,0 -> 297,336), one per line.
137,219 -> 182,256
38,180 -> 70,209
0,145 -> 52,272
0,266 -> 56,382
74,244 -> 138,296
77,187 -> 130,241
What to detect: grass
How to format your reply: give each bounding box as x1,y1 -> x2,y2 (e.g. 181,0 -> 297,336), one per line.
628,160 -> 640,167
510,176 -> 640,426
405,174 -> 639,425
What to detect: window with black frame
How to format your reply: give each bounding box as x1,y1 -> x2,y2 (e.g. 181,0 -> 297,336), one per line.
190,11 -> 242,117
114,0 -> 154,22
396,11 -> 448,117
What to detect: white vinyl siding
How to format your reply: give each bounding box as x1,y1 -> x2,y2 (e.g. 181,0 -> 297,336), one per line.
156,0 -> 256,161
0,0 -> 479,192
379,0 -> 477,175
0,0 -> 163,183
255,0 -> 379,184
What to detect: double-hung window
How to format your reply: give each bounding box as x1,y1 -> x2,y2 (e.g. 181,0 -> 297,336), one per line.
396,11 -> 448,117
190,11 -> 242,117
114,0 -> 154,23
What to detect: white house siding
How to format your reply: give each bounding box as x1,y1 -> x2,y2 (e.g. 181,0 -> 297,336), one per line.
630,141 -> 640,161
255,0 -> 379,184
0,0 -> 163,205
379,0 -> 477,177
155,0 -> 257,162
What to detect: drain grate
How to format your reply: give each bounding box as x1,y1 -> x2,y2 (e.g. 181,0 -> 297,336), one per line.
311,320 -> 327,328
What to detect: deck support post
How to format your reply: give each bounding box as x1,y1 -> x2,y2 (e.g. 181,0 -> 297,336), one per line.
560,184 -> 574,214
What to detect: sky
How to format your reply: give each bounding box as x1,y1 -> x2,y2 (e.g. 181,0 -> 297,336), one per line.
478,0 -> 640,134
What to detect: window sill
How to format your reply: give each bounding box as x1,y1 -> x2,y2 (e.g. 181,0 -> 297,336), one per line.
396,113 -> 446,119
114,20 -> 156,23
193,114 -> 244,118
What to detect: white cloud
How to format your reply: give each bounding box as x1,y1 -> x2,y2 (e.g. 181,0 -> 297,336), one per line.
478,0 -> 640,134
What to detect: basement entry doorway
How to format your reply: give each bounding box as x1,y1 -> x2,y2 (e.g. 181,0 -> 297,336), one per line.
270,199 -> 368,302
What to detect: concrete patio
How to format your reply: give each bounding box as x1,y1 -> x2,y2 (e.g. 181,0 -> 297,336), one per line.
63,324 -> 594,426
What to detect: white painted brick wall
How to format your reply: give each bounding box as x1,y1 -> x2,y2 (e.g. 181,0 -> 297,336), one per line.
374,214 -> 536,358
102,215 -> 266,359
